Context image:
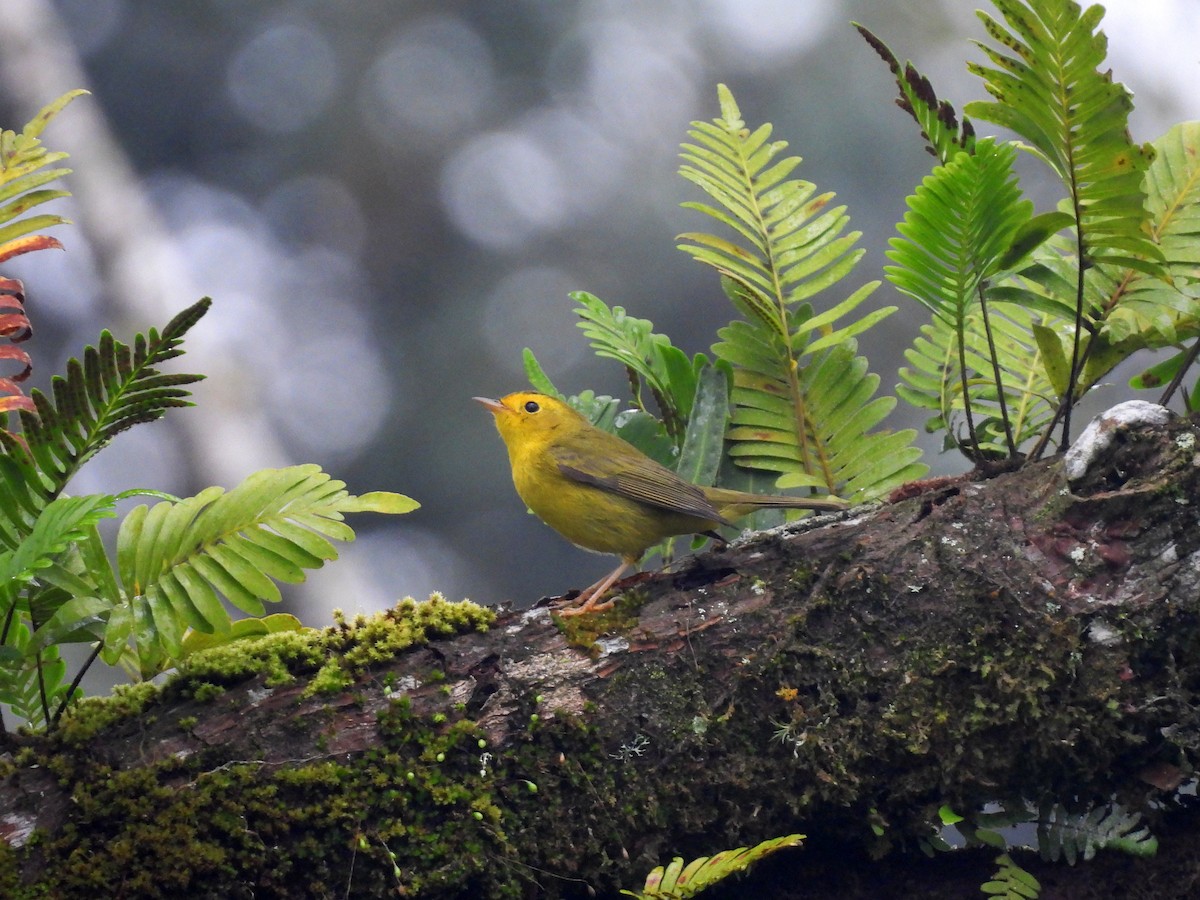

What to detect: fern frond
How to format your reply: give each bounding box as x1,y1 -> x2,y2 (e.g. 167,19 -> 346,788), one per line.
0,497 -> 115,725
573,291 -> 701,439
1037,801 -> 1158,865
899,306 -> 1058,456
721,331 -> 924,498
854,23 -> 975,161
965,1 -> 1159,276
621,833 -> 804,900
982,853 -> 1041,899
1098,120 -> 1200,388
0,618 -> 68,728
0,298 -> 210,537
0,494 -> 115,613
111,465 -> 417,677
1004,117 -> 1200,399
887,139 -> 1030,321
0,90 -> 85,259
963,0 -> 1165,447
887,138 -> 1037,457
679,85 -> 911,499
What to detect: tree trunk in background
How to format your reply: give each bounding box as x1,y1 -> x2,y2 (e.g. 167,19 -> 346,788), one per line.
2,411 -> 1200,898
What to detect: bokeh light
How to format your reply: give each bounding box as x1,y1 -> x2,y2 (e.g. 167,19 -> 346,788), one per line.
359,15 -> 495,149
439,130 -> 567,249
226,17 -> 338,133
481,266 -> 590,380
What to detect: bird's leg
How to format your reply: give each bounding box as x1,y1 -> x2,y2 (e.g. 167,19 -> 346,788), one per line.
556,559 -> 631,617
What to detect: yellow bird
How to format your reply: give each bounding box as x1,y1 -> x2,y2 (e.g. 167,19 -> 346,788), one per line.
476,392 -> 846,615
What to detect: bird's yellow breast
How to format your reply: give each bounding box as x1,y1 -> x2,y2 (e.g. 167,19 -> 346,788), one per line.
507,430 -> 711,557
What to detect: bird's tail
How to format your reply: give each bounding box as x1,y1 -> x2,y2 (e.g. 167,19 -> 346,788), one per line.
706,487 -> 848,519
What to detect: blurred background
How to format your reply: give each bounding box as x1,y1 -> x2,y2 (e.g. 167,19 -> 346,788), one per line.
0,0 -> 1195,623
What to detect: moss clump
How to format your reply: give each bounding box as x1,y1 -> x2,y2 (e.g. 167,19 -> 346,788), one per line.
172,594 -> 493,699
324,594 -> 493,673
55,682 -> 159,746
177,627 -> 327,691
552,591 -> 643,650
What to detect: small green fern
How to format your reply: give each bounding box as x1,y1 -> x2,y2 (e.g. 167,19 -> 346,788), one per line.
572,291 -> 708,442
1036,801 -> 1158,865
886,137 -> 1037,458
30,465 -> 418,680
0,110 -> 421,729
621,833 -> 804,900
867,0 -> 1197,459
899,306 -> 1058,457
981,853 -> 1041,899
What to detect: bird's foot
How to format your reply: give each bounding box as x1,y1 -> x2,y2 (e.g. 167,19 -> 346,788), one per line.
554,594 -> 617,617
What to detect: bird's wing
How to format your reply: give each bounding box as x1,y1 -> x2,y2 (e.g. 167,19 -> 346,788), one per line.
551,445 -> 732,526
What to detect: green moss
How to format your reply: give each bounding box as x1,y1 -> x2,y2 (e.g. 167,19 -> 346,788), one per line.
1,598 -> 520,898
191,682 -> 225,702
169,594 -> 493,701
55,682 -> 159,746
26,595 -> 492,762
552,591 -> 644,650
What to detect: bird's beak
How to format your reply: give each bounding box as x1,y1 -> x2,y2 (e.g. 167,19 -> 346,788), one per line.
473,396 -> 506,415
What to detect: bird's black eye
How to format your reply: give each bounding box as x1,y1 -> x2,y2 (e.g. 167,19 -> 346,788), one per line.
524,400 -> 540,413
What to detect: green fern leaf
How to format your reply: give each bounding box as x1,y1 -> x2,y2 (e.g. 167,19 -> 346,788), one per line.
573,291 -> 701,438
1037,801 -> 1157,865
109,465 -> 413,677
899,307 -> 1057,455
887,138 -> 1040,457
1004,118 -> 1199,398
1094,121 -> 1200,373
0,90 -> 86,259
0,618 -> 70,727
0,299 -> 209,542
621,833 -> 804,899
887,140 -> 1031,319
981,853 -> 1041,898
0,494 -> 115,602
679,86 -> 911,498
965,0 -> 1161,275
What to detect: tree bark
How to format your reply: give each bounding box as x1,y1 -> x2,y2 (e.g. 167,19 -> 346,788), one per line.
2,409 -> 1200,898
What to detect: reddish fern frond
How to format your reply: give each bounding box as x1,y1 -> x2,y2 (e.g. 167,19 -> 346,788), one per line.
0,276 -> 32,343
0,277 -> 35,420
0,234 -> 64,268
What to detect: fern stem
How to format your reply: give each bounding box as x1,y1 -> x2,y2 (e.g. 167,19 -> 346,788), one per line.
957,316 -> 982,461
35,647 -> 51,727
0,591 -> 16,645
49,641 -> 102,729
1060,189 -> 1089,451
977,288 -> 1017,457
1158,338 -> 1200,411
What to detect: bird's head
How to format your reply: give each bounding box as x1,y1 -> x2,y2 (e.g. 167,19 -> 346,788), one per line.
473,391 -> 582,451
